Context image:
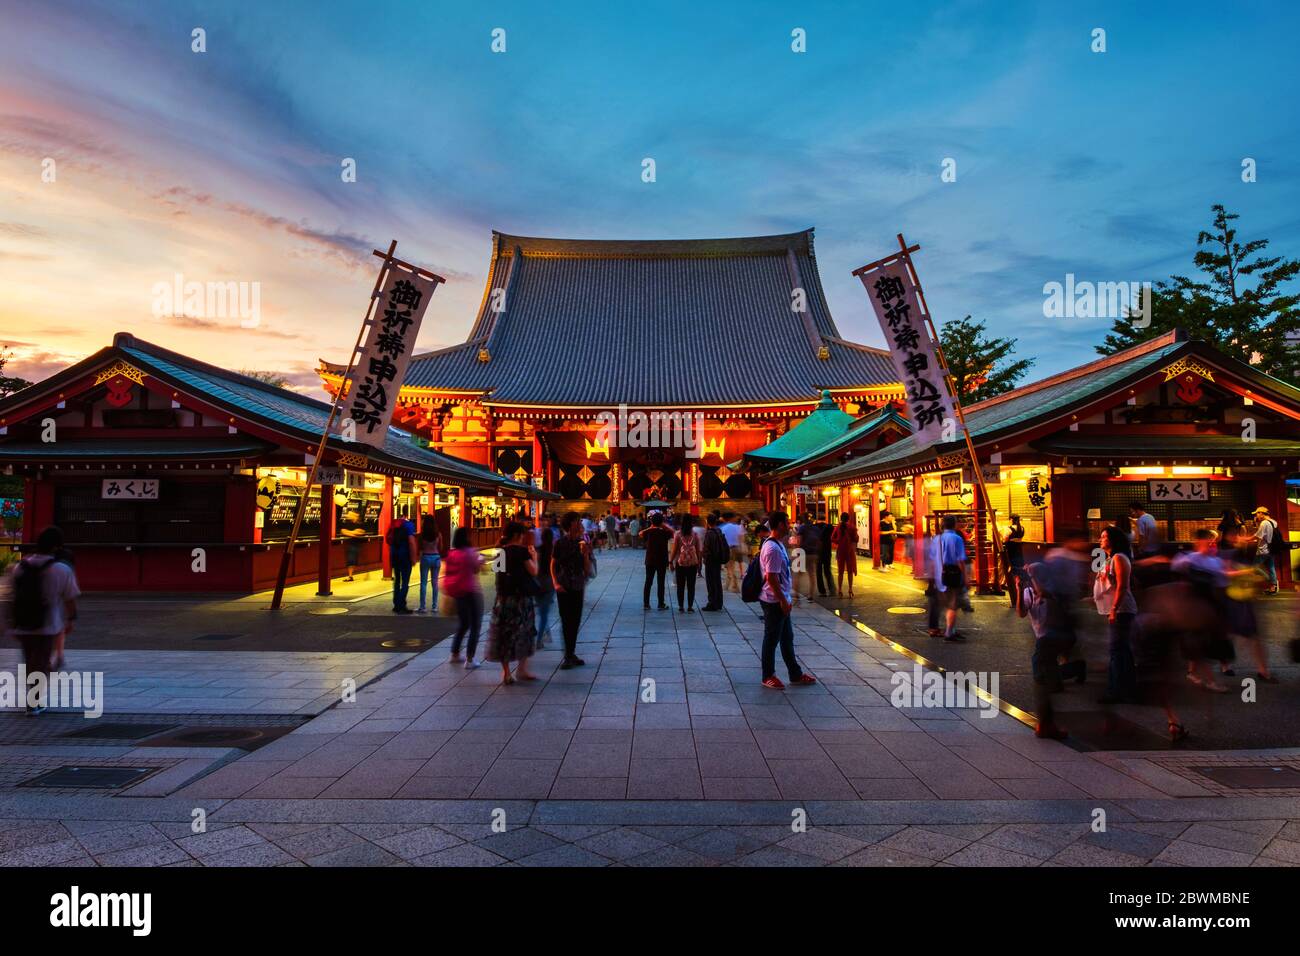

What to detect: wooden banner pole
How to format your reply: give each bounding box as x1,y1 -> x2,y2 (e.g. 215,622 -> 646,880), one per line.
891,233 -> 1005,588
269,239 -> 398,610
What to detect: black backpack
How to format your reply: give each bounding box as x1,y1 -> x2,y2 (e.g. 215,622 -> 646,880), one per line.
11,558 -> 51,631
742,539 -> 777,603
1265,519 -> 1287,557
705,527 -> 729,563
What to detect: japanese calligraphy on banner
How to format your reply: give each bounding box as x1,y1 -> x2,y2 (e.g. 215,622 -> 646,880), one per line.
102,479 -> 157,500
858,261 -> 955,449
1148,478 -> 1209,502
346,265 -> 439,436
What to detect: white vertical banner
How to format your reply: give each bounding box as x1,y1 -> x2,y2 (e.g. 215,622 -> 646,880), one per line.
857,259 -> 955,449
346,264 -> 440,436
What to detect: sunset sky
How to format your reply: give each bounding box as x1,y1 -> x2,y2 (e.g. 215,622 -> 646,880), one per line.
2,0 -> 1297,392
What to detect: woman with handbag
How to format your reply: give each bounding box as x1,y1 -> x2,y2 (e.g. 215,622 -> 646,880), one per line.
486,521 -> 539,685
1094,526 -> 1139,705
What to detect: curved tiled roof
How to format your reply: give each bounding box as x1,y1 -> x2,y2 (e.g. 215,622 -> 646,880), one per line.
402,229 -> 897,406
804,333 -> 1300,485
96,335 -> 552,496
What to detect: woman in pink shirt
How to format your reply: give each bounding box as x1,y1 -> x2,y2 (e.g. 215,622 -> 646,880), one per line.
442,527 -> 484,669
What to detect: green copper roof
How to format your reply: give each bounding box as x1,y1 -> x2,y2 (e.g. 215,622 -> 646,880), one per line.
770,404 -> 912,479
744,391 -> 857,464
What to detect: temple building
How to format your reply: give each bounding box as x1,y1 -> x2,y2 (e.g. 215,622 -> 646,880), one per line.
0,334 -> 551,592
319,229 -> 904,529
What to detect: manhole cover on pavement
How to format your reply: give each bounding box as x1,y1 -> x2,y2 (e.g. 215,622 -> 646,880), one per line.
309,607 -> 349,615
62,722 -> 178,741
381,638 -> 431,649
19,766 -> 157,789
137,722 -> 303,751
171,728 -> 265,745
887,606 -> 926,615
1192,765 -> 1300,789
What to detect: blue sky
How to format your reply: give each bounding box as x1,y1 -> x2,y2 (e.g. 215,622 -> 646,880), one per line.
2,0 -> 1297,388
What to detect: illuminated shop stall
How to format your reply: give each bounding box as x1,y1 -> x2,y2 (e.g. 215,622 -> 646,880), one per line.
0,333 -> 553,592
803,332 -> 1299,591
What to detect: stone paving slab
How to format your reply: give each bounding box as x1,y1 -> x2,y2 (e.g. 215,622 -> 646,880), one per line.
0,649 -> 413,716
1,549 -> 1297,866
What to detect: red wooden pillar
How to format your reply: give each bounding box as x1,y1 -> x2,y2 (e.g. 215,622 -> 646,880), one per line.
869,482 -> 881,569
22,476 -> 35,543
972,481 -> 989,593
913,474 -> 928,580
317,484 -> 334,595
380,475 -> 393,580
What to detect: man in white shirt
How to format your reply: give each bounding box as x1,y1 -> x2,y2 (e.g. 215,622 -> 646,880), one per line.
932,516 -> 968,642
721,513 -> 746,591
1129,502 -> 1159,556
1252,506 -> 1280,592
5,526 -> 81,714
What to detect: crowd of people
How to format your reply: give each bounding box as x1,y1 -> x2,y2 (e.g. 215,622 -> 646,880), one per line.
8,497 -> 1289,720
1011,502 -> 1291,743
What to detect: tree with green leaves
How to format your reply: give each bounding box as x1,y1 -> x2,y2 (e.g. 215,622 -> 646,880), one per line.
1098,205 -> 1299,379
0,347 -> 33,400
939,315 -> 1034,404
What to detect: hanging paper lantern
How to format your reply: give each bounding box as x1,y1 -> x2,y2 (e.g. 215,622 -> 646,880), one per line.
256,476 -> 280,510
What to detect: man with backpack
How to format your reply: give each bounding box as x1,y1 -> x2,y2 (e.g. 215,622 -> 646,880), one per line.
5,526 -> 80,715
701,512 -> 729,611
934,515 -> 969,642
745,511 -> 816,690
1253,506 -> 1283,594
388,509 -> 417,614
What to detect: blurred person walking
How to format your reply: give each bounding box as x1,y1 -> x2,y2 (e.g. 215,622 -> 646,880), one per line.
1015,563 -> 1069,739
534,518 -> 557,647
1094,526 -> 1139,704
443,527 -> 484,669
4,526 -> 80,714
722,512 -> 746,592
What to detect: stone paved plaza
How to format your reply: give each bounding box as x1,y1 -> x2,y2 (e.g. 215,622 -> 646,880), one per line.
1,549 -> 1298,867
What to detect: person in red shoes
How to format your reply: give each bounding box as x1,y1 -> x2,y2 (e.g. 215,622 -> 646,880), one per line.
759,510 -> 816,690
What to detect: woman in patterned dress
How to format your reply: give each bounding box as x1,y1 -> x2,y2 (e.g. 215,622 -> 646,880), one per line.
486,521 -> 539,685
